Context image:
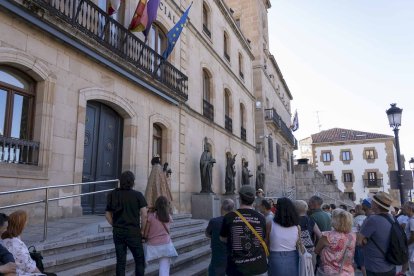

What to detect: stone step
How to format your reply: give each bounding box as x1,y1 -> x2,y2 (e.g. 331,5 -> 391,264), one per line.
45,234 -> 210,273
170,257 -> 210,276
38,219 -> 207,257
58,244 -> 211,276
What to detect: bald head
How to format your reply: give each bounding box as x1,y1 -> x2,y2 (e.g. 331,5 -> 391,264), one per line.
222,199 -> 235,214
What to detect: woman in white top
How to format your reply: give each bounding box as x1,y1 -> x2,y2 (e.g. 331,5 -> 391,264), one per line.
266,197 -> 300,276
1,210 -> 43,275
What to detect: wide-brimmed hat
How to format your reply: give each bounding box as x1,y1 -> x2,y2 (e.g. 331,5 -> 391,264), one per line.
372,192 -> 392,211
239,185 -> 256,203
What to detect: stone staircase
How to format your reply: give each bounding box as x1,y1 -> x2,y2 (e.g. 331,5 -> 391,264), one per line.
34,214 -> 210,276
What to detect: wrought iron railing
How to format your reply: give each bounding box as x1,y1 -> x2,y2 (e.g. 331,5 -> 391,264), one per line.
241,126 -> 246,141
364,178 -> 383,188
29,0 -> 188,100
264,108 -> 296,146
265,108 -> 282,129
0,136 -> 40,165
203,100 -> 214,121
225,115 -> 232,132
203,24 -> 211,38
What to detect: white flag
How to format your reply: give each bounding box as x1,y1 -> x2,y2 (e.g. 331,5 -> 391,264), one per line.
291,110 -> 299,132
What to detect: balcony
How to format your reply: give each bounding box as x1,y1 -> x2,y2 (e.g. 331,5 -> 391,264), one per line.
264,108 -> 297,147
203,100 -> 214,121
241,127 -> 246,141
225,115 -> 232,132
0,136 -> 40,165
265,108 -> 282,129
9,0 -> 188,101
203,24 -> 211,38
364,178 -> 383,188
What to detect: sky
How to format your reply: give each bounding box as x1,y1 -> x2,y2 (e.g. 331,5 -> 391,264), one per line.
267,0 -> 414,168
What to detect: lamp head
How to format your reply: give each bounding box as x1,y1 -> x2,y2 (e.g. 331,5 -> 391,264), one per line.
409,157 -> 414,170
386,103 -> 402,129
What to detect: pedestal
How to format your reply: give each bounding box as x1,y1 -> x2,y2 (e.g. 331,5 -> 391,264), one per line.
191,193 -> 221,220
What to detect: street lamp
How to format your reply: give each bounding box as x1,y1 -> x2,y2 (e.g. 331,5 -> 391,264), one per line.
386,103 -> 404,205
409,157 -> 414,202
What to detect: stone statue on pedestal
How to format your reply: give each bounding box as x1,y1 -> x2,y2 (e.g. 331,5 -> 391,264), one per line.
256,164 -> 265,191
200,138 -> 216,193
242,161 -> 253,186
225,154 -> 237,194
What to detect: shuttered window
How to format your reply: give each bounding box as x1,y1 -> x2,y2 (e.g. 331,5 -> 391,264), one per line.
276,143 -> 281,166
268,137 -> 274,162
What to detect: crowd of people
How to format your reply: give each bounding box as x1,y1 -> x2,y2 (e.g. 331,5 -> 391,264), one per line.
206,189 -> 411,276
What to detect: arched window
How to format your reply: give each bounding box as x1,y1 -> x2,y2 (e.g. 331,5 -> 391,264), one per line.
202,2 -> 211,38
240,103 -> 246,141
224,32 -> 230,61
224,89 -> 232,132
0,66 -> 35,140
152,124 -> 162,160
238,53 -> 244,79
202,69 -> 214,121
149,24 -> 167,56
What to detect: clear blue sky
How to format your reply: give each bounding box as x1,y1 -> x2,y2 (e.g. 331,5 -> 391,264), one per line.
268,0 -> 414,167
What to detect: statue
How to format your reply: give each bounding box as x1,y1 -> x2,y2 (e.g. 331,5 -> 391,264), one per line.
163,162 -> 172,188
256,164 -> 265,191
145,155 -> 173,208
225,154 -> 237,194
242,161 -> 253,186
200,138 -> 216,193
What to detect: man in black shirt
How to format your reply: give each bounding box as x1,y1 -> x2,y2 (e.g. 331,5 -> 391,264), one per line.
106,171 -> 148,276
220,185 -> 267,276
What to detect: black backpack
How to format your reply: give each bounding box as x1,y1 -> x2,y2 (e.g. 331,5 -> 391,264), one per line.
370,213 -> 408,265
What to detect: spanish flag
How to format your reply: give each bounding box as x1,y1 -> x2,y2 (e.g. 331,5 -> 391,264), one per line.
129,0 -> 148,32
107,0 -> 121,16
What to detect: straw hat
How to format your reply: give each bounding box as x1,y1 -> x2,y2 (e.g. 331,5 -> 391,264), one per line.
372,191 -> 392,211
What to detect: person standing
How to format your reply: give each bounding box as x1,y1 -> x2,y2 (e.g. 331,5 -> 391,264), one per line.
0,213 -> 16,276
220,185 -> 267,276
353,204 -> 367,276
259,200 -> 274,223
145,155 -> 173,208
357,192 -> 396,276
105,171 -> 148,276
205,199 -> 235,276
254,189 -> 264,211
309,196 -> 331,232
294,200 -> 322,255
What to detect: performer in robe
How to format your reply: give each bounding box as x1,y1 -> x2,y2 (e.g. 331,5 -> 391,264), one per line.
145,155 -> 173,208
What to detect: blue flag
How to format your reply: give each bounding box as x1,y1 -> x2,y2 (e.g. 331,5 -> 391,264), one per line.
162,3 -> 192,60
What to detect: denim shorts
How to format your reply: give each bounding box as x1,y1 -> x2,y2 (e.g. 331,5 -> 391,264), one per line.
268,250 -> 299,276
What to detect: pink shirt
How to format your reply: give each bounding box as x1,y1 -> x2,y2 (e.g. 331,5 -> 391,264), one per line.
147,212 -> 172,245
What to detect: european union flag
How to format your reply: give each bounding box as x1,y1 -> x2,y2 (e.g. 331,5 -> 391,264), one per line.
162,3 -> 192,60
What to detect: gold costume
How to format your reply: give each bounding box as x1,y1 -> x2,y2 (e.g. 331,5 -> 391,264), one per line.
145,163 -> 173,208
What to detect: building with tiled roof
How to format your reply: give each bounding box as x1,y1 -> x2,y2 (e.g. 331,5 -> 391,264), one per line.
299,128 -> 400,205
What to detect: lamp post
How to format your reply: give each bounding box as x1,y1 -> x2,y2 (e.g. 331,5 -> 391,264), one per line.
386,103 -> 404,205
409,157 -> 414,202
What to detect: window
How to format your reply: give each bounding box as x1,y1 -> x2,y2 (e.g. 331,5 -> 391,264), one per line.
240,103 -> 246,141
202,69 -> 214,121
238,53 -> 244,79
268,137 -> 274,162
276,143 -> 281,166
324,173 -> 333,182
322,152 -> 331,162
365,149 -> 375,159
148,24 -> 167,56
0,66 -> 35,140
224,32 -> 230,61
224,90 -> 232,132
202,2 -> 211,38
343,172 -> 353,183
341,150 -> 351,161
152,124 -> 162,161
203,69 -> 211,102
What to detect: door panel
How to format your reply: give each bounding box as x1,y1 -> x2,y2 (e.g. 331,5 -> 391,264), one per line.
82,101 -> 123,214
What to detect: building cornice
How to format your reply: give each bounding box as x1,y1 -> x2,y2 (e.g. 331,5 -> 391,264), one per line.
269,55 -> 293,100
312,137 -> 395,146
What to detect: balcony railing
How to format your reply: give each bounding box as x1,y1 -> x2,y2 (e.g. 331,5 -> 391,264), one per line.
241,126 -> 246,141
28,0 -> 188,101
203,24 -> 211,38
265,108 -> 282,129
225,115 -> 232,132
264,108 -> 296,147
0,136 -> 40,165
364,178 -> 383,188
203,100 -> 214,121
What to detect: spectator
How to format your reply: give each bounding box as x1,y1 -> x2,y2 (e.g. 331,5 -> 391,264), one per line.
361,198 -> 373,216
350,209 -> 356,216
1,210 -> 42,275
330,204 -> 337,211
309,196 -> 331,231
266,197 -> 300,276
259,200 -> 274,223
339,204 -> 348,211
105,171 -> 148,276
399,202 -> 414,276
0,213 -> 16,276
294,200 -> 322,253
353,205 -> 367,276
220,185 -> 267,275
205,199 -> 235,276
322,204 -> 332,217
254,189 -> 264,211
357,192 -> 396,276
143,196 -> 177,276
398,202 -> 410,230
315,209 -> 356,276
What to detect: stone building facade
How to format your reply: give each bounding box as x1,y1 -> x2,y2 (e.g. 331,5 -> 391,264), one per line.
0,0 -> 298,218
299,128 -> 399,205
223,0 -> 297,197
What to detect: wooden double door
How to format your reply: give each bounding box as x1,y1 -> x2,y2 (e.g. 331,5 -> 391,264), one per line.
81,101 -> 123,214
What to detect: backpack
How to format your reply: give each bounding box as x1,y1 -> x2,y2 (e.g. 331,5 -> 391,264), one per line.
370,213 -> 408,265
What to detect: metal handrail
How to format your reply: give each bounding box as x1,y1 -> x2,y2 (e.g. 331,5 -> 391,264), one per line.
0,179 -> 119,241
315,191 -> 354,209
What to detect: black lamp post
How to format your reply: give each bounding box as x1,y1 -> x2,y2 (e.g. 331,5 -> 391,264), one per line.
409,157 -> 414,202
386,103 -> 404,205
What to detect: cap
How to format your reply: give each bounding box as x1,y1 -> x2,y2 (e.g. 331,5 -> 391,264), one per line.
239,185 -> 256,204
362,197 -> 372,208
257,189 -> 264,193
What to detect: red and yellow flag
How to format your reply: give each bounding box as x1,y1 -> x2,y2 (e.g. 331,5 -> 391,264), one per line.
129,0 -> 148,32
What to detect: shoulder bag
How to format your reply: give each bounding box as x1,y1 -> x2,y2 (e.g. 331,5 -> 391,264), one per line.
297,226 -> 315,276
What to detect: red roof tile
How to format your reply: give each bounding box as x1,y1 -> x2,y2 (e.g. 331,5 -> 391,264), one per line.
311,128 -> 393,144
